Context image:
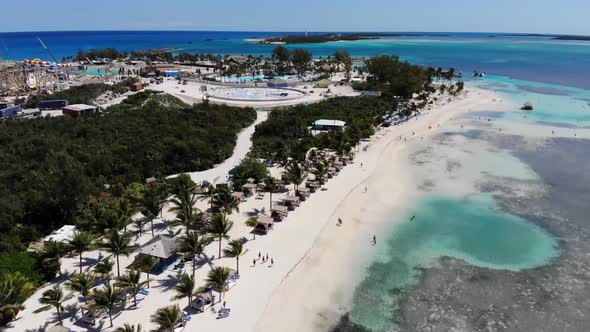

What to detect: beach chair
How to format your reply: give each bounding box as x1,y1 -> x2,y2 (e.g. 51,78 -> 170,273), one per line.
217,308 -> 231,319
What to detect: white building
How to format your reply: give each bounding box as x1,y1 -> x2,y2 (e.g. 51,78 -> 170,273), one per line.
43,225 -> 76,243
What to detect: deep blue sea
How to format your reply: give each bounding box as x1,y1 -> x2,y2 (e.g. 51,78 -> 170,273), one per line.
1,31 -> 589,89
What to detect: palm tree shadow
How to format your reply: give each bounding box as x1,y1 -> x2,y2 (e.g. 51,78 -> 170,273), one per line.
53,270 -> 75,283
65,303 -> 79,322
194,253 -> 215,270
246,209 -> 261,217
155,274 -> 178,291
82,256 -> 100,271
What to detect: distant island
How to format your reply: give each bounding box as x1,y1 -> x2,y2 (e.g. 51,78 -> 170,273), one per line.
552,35 -> 590,41
507,33 -> 590,41
258,33 -> 450,44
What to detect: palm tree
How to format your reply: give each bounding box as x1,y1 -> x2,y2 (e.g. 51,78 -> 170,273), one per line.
68,231 -> 95,274
207,214 -> 233,259
114,323 -> 142,332
168,174 -> 198,214
260,176 -> 279,211
100,230 -> 133,277
245,217 -> 259,240
36,285 -> 72,325
133,217 -> 145,239
93,285 -> 120,327
205,267 -> 231,302
198,184 -> 216,211
115,270 -> 148,307
173,204 -> 203,233
138,186 -> 166,238
117,198 -> 137,234
40,240 -> 68,276
173,273 -> 195,307
212,184 -> 239,217
179,231 -> 209,277
311,159 -> 329,185
94,259 -> 114,286
223,240 -> 244,274
0,272 -> 35,323
101,205 -> 132,232
130,255 -> 158,289
151,305 -> 182,332
284,160 -> 306,190
66,273 -> 96,303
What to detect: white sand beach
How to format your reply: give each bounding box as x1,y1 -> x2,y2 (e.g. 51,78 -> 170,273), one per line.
7,87 -> 505,332
253,87 -> 506,332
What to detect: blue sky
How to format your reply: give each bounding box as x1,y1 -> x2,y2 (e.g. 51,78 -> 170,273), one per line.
0,0 -> 588,35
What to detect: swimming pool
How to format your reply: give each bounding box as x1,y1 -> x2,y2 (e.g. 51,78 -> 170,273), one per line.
207,87 -> 305,102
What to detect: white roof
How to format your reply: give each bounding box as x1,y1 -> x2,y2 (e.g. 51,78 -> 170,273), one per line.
64,104 -> 96,111
44,225 -> 76,243
314,119 -> 346,127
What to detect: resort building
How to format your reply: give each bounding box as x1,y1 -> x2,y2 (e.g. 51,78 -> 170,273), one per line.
0,104 -> 21,118
43,225 -> 77,243
311,119 -> 346,134
137,234 -> 181,273
62,104 -> 99,117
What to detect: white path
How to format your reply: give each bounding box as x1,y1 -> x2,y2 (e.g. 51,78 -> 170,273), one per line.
168,110 -> 268,184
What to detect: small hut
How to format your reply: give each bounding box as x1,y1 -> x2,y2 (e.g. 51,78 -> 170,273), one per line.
254,216 -> 274,234
47,325 -> 72,332
296,187 -> 310,201
282,196 -> 301,210
232,191 -> 246,203
305,180 -> 320,193
192,290 -> 214,312
242,183 -> 258,197
271,205 -> 289,221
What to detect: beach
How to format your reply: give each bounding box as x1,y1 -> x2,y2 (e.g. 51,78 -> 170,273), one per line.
7,86 -> 498,332
252,87 -> 505,332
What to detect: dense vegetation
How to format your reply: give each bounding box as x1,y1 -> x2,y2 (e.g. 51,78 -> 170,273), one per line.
73,48 -> 127,62
0,92 -> 256,256
22,78 -> 139,108
251,96 -> 392,162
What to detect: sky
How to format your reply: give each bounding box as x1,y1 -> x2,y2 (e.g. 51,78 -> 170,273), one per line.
0,0 -> 588,35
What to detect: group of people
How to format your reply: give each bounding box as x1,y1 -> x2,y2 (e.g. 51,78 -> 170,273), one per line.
253,252 -> 274,266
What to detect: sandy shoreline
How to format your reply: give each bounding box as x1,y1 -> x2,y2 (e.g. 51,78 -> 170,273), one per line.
254,87 -> 505,332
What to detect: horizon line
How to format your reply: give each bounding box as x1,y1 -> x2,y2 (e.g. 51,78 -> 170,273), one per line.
0,29 -> 588,38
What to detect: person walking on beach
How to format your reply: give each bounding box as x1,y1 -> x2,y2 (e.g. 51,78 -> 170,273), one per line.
337,218 -> 343,226
271,258 -> 274,266
372,235 -> 377,245
253,259 -> 256,266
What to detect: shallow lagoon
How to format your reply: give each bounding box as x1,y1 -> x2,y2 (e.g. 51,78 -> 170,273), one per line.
348,194 -> 558,331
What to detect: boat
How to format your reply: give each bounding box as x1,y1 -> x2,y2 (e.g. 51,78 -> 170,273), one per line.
472,70 -> 486,78
521,101 -> 534,111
